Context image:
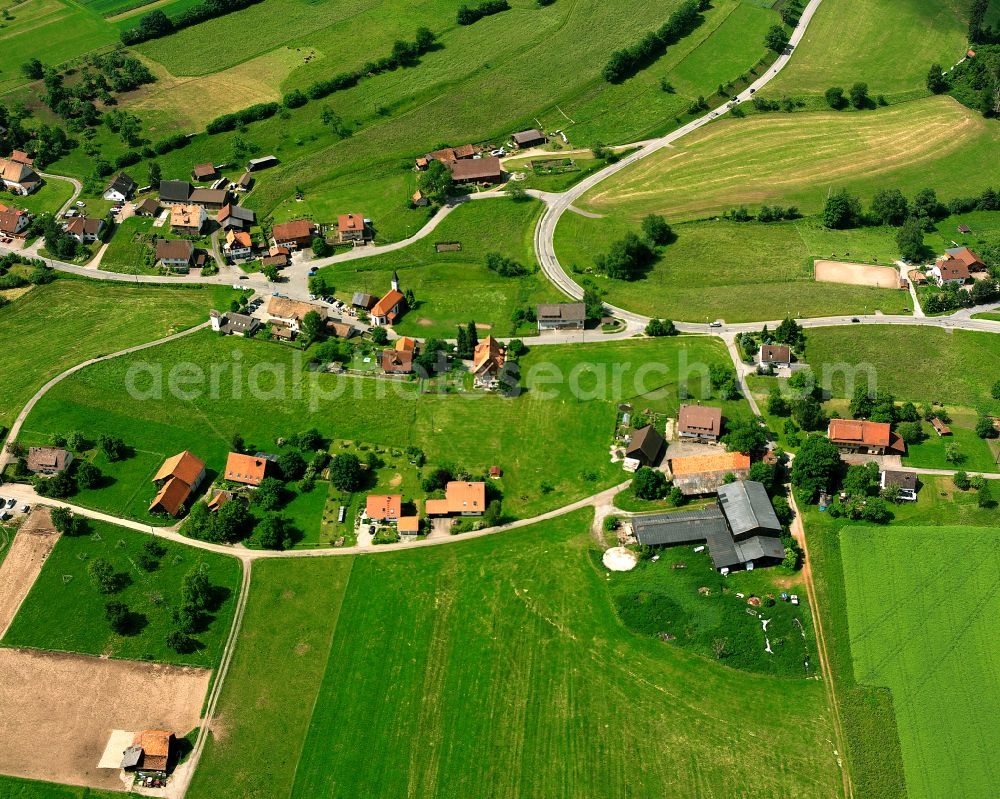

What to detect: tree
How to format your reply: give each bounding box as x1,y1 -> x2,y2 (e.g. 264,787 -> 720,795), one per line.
822,189 -> 862,229
21,58 -> 45,80
252,477 -> 285,510
978,480 -> 995,508
843,462 -> 880,498
926,64 -> 948,94
507,339 -> 527,358
182,563 -> 212,610
644,318 -> 675,336
640,214 -> 673,246
912,187 -> 944,223
466,320 -> 479,353
262,263 -> 280,282
712,638 -> 728,660
166,630 -> 196,653
767,385 -> 790,416
593,232 -> 654,280
214,500 -> 253,543
88,558 -> 118,594
66,430 -> 86,451
774,317 -> 805,349
105,600 -> 132,634
824,86 -> 846,109
255,515 -> 291,550
954,471 -> 971,491
370,326 -> 388,346
869,188 -> 909,226
896,216 -> 926,262
944,442 -> 964,464
861,497 -> 891,523
148,160 -> 161,186
301,310 -> 325,342
76,461 -> 102,489
50,507 -> 85,536
792,395 -> 824,431
231,432 -> 245,453
848,81 -> 869,109
764,24 -> 789,52
976,415 -> 998,439
898,421 -> 924,445
99,434 -> 127,462
721,418 -> 766,454
504,181 -> 528,202
417,159 -> 450,205
993,380 -> 1000,400
483,500 -> 503,527
772,495 -> 794,526
329,453 -> 363,491
632,467 -> 669,500
296,428 -> 323,450
790,434 -> 842,502
582,284 -> 604,322
311,236 -> 332,257
278,450 -> 307,480
748,461 -> 777,494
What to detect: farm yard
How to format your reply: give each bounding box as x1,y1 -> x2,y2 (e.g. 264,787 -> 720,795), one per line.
814,260 -> 901,289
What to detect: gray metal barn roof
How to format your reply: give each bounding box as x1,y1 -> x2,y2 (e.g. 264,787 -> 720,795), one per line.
717,480 -> 782,537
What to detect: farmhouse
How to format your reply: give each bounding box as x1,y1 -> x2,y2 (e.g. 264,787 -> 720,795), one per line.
159,180 -> 193,205
929,259 -> 970,286
424,145 -> 478,166
425,481 -> 487,516
633,480 -> 785,572
223,230 -> 253,260
450,156 -> 503,185
366,494 -> 401,522
210,309 -> 260,336
26,446 -> 73,475
63,216 -> 104,243
170,204 -> 206,235
136,198 -> 160,217
880,469 -> 917,501
370,273 -> 405,327
156,239 -> 195,270
271,219 -> 316,249
121,730 -> 174,776
678,404 -> 723,442
103,172 -> 136,202
149,451 -> 206,517
191,163 -> 217,182
944,246 -> 986,271
189,187 -> 229,211
9,150 -> 33,166
0,157 -> 41,195
381,349 -> 414,374
224,452 -> 270,486
670,451 -> 751,495
537,302 -> 586,331
624,425 -> 666,470
328,320 -> 357,338
218,203 -> 256,232
759,344 -> 791,368
0,204 -> 30,236
827,419 -> 906,456
512,129 -> 547,148
247,155 -> 279,171
267,296 -> 326,331
337,213 -> 368,243
472,336 -> 506,389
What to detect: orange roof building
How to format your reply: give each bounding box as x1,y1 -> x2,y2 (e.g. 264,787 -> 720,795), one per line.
225,452 -> 270,485
395,336 -> 417,352
828,419 -> 906,455
472,336 -> 505,389
366,494 -> 401,521
149,451 -> 206,517
425,481 -> 486,516
398,516 -> 420,535
669,452 -> 751,496
125,730 -> 174,773
336,213 -> 366,242
371,289 -> 405,326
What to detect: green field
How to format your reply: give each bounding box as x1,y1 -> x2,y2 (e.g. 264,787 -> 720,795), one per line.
0,280 -> 234,429
18,332 -> 751,523
842,525 -> 1000,799
321,197 -> 563,337
579,96 -> 1000,221
98,215 -> 158,274
2,521 -> 241,666
555,214 -> 913,322
0,775 -> 122,799
190,510 -> 841,798
4,176 -> 75,217
902,407 -> 1000,472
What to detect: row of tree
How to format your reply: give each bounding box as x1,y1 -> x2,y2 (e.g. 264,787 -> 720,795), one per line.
121,0 -> 264,45
602,0 -> 708,84
457,0 -> 510,25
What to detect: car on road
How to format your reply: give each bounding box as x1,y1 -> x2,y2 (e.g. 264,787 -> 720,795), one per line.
851,317 -> 860,323
710,319 -> 723,327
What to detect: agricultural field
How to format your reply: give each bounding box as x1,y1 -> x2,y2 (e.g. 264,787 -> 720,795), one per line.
190,510 -> 842,799
555,214 -> 913,322
0,280 -> 233,429
18,332 -> 751,524
321,197 -> 565,338
842,525 -> 1000,799
2,520 -> 241,667
577,96 -> 1000,221
0,775 -> 122,799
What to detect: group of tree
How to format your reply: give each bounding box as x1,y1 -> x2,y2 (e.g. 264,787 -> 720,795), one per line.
930,42 -> 1000,118
954,470 -> 997,508
182,498 -> 255,544
456,320 -> 480,359
923,278 -> 1000,313
417,159 -> 451,205
708,362 -> 740,400
764,24 -> 790,53
593,232 -> 655,280
485,251 -> 531,277
825,462 -> 892,522
457,0 -> 509,25
644,318 -> 676,336
824,82 -> 875,110
631,466 -> 671,501
721,416 -> 767,455
790,434 -> 841,502
602,0 -> 708,83
37,213 -> 81,260
724,203 -> 800,223
164,562 -> 218,653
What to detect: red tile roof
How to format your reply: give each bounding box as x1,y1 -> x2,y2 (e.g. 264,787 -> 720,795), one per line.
337,213 -> 365,233
153,451 -> 205,486
678,405 -> 722,436
225,452 -> 269,485
372,289 -> 404,318
366,494 -> 401,520
272,219 -> 315,242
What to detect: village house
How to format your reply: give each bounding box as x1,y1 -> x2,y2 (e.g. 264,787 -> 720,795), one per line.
271,219 -> 316,249
224,452 -> 270,486
121,730 -> 175,777
26,446 -> 73,476
366,494 -> 402,522
210,309 -> 260,336
247,155 -> 279,171
266,296 -> 326,332
207,490 -> 232,512
827,418 -> 906,456
678,404 -> 723,442
381,349 -> 414,374
425,481 -> 487,517
236,172 -> 254,192
944,246 -> 986,272
170,204 -> 206,235
159,180 -> 193,205
149,451 -> 205,517
928,258 -> 971,287
623,424 -> 666,471
337,213 -> 368,244
135,197 -> 160,217
189,187 -> 229,211
537,302 -> 586,331
395,336 -> 417,352
669,451 -> 751,495
512,129 -> 547,148
156,239 -> 195,270
0,156 -> 41,195
327,320 -> 357,339
759,344 -> 791,368
880,469 -> 918,501
103,172 -> 136,202
370,272 -> 405,326
63,215 -> 104,244
398,516 -> 420,536
420,144 -> 478,168
260,254 -> 288,271
191,163 -> 218,182
223,230 -> 253,260
10,150 -> 33,166
0,203 -> 30,236
472,336 -> 506,389
218,203 -> 256,232
450,156 -> 503,185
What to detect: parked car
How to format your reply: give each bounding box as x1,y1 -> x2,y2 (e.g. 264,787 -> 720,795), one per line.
20,505 -> 30,513
75,200 -> 85,207
5,498 -> 15,509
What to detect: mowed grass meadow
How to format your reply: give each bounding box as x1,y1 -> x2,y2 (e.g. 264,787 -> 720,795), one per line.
842,525 -> 1000,799
189,511 -> 843,799
0,775 -> 121,799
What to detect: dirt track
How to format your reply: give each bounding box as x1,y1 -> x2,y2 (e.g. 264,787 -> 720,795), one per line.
0,648 -> 209,791
814,260 -> 899,289
0,508 -> 58,638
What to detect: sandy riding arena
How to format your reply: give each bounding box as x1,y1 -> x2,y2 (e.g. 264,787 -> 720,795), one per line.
814,260 -> 900,288
0,508 -> 58,637
0,649 -> 209,790
603,547 -> 638,572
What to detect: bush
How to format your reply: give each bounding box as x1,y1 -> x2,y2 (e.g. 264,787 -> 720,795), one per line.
206,102 -> 280,135
825,86 -> 846,109
457,0 -> 510,25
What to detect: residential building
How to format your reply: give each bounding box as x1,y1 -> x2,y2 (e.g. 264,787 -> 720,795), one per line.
633,480 -> 785,572
512,128 -> 547,148
827,418 -> 906,456
395,336 -> 417,352
669,451 -> 751,495
135,198 -> 160,217
159,180 -> 193,205
327,321 -> 357,338
759,344 -> 791,368
0,204 -> 30,236
189,187 -> 229,211
63,216 -> 104,243
266,296 -> 326,332
880,470 -> 918,501
425,481 -> 487,517
261,254 -> 288,270
149,451 -> 205,517
103,172 -> 136,202
370,272 -> 405,326
170,204 -> 206,235
156,238 -> 195,270
271,219 -> 316,249
247,155 -> 279,171
366,494 -> 401,522
26,447 -> 73,475
337,213 -> 367,243
0,157 -> 41,195
210,310 -> 260,336
218,203 -> 256,232
121,730 -> 174,776
537,302 -> 586,331
224,452 -> 270,486
191,163 -> 217,181
9,150 -> 33,166
678,404 -> 723,442
624,425 -> 666,470
398,516 -> 420,536
450,156 -> 503,184
424,145 -> 477,166
944,246 -> 986,272
929,258 -> 970,286
381,349 -> 414,374
223,230 -> 253,260
472,336 -> 506,389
